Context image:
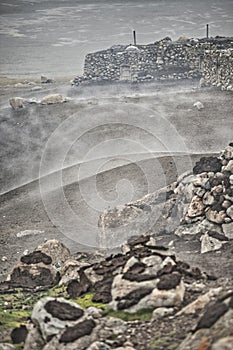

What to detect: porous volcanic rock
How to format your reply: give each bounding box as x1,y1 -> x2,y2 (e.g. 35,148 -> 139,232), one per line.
9,261 -> 60,288
20,251 -> 52,265
193,156 -> 222,174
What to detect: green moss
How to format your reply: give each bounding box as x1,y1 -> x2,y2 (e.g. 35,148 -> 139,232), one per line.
72,293 -> 107,310
106,308 -> 153,321
0,309 -> 31,329
13,343 -> 24,350
48,284 -> 68,298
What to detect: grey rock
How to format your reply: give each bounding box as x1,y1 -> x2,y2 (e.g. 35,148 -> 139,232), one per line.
178,309 -> 233,350
152,307 -> 174,319
212,336 -> 233,350
36,239 -> 70,267
10,262 -> 60,288
9,97 -> 26,110
86,342 -> 111,350
40,94 -> 69,105
193,101 -> 204,110
31,297 -> 86,341
226,206 -> 233,220
0,344 -> 16,350
24,326 -> 45,350
187,196 -> 205,218
222,159 -> 233,173
206,209 -> 226,224
202,191 -> 215,206
200,233 -> 226,254
222,222 -> 233,239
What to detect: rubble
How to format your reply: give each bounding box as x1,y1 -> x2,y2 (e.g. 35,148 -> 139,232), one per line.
175,143 -> 233,252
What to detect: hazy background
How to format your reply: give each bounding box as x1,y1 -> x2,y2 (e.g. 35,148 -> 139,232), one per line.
0,0 -> 233,78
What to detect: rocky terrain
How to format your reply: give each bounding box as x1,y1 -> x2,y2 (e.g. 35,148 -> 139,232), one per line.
0,38 -> 232,348
0,144 -> 233,350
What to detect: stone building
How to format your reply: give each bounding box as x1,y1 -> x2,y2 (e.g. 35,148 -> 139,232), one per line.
72,36 -> 233,90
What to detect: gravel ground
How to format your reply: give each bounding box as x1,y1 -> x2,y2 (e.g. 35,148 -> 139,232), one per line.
0,80 -> 232,281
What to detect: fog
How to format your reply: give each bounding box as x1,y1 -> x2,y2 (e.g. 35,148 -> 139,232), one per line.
0,0 -> 232,77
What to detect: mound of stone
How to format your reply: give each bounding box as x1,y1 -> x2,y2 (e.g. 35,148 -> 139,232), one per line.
176,143 -> 233,252
7,240 -> 70,289
98,144 -> 233,254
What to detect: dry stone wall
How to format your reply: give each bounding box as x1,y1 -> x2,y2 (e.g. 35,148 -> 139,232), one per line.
201,48 -> 233,91
72,36 -> 233,90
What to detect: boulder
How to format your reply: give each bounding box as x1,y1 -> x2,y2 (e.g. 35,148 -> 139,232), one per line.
59,259 -> 90,286
66,271 -> 91,299
226,205 -> 233,220
36,240 -> 70,267
152,307 -> 174,319
41,75 -> 54,83
187,196 -> 205,218
206,209 -> 226,224
212,337 -> 233,350
20,251 -> 52,265
222,159 -> 233,173
9,261 -> 60,288
220,145 -> 233,161
193,101 -> 204,110
200,233 -> 226,253
202,191 -> 215,206
222,222 -> 233,239
110,268 -> 185,312
193,157 -> 222,174
31,297 -> 87,341
9,97 -> 26,110
40,94 -> 68,105
177,309 -> 233,350
11,325 -> 28,344
176,287 -> 222,315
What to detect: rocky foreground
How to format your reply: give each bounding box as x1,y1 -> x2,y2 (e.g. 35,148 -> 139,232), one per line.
0,144 -> 233,350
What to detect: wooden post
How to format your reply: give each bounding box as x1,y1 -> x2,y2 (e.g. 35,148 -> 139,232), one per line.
206,24 -> 209,38
133,30 -> 137,45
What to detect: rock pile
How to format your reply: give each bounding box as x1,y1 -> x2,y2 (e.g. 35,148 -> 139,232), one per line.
72,36 -> 233,87
7,240 -> 70,289
99,144 -> 233,255
2,232 -> 232,350
176,144 -> 233,252
1,146 -> 233,349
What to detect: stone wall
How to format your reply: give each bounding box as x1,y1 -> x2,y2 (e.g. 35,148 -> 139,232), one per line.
72,37 -> 233,89
201,48 -> 233,91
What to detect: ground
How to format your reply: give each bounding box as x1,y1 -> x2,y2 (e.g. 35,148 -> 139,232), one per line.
0,79 -> 232,349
